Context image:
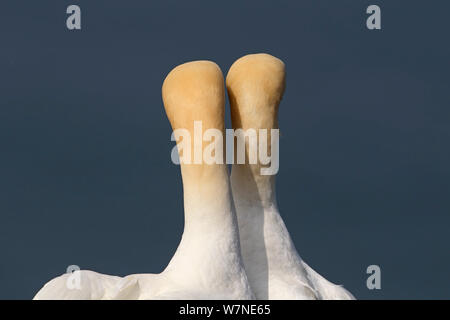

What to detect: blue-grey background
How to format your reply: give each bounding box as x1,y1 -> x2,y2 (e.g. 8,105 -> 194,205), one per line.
1,0 -> 449,299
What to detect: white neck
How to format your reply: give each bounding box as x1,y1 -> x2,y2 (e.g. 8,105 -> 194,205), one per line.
164,163 -> 252,298
231,162 -> 315,299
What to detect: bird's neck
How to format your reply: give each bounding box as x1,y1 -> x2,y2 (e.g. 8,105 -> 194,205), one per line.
230,164 -> 313,299
165,163 -> 253,298
231,164 -> 277,210
181,163 -> 237,232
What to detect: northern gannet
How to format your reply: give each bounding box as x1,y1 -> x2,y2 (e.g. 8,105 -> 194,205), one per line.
34,61 -> 254,300
226,53 -> 355,300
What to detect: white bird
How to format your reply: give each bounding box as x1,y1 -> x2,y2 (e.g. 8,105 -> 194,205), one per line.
226,53 -> 355,300
34,61 -> 254,300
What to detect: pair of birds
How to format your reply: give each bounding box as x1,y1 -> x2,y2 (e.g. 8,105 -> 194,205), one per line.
34,53 -> 354,300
